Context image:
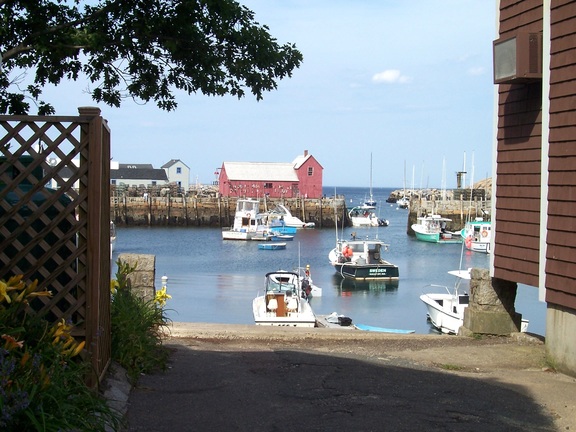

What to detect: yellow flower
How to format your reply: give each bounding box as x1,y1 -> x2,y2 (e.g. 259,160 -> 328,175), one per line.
67,340 -> 86,357
154,286 -> 172,306
110,279 -> 119,294
0,281 -> 10,304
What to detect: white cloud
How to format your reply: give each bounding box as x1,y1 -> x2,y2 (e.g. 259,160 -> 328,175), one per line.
467,66 -> 485,76
372,69 -> 411,84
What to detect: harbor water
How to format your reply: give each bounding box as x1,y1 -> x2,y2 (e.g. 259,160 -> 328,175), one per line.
112,187 -> 547,336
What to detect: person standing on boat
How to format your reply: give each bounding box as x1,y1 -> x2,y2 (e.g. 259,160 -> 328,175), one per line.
343,244 -> 353,261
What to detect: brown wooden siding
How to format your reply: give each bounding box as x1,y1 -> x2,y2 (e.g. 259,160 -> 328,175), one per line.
493,0 -> 543,287
546,1 -> 576,309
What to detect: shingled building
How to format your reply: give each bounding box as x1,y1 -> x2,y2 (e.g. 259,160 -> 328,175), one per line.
218,150 -> 323,199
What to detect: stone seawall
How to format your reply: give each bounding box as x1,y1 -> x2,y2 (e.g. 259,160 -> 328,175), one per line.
111,196 -> 348,228
111,194 -> 490,231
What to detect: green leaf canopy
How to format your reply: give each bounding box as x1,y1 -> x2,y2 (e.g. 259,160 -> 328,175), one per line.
0,0 -> 303,114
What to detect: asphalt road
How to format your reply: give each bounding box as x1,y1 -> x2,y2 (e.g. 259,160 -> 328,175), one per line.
120,323 -> 576,432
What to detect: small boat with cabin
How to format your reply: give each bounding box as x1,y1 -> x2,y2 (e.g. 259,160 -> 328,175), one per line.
252,271 -> 316,327
348,204 -> 389,227
221,198 -> 263,240
328,235 -> 399,280
420,269 -> 529,334
461,218 -> 492,254
396,196 -> 409,209
411,214 -> 462,244
420,269 -> 471,335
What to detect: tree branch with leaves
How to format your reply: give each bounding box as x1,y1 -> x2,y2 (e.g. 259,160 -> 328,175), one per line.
0,0 -> 303,114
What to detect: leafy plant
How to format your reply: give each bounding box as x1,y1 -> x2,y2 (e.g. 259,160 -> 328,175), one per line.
0,275 -> 122,431
111,259 -> 171,383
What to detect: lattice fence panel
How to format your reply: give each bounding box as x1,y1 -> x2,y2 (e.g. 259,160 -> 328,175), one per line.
0,109 -> 111,385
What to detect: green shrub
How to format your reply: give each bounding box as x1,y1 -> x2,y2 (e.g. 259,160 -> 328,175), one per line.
0,275 -> 122,431
110,259 -> 171,383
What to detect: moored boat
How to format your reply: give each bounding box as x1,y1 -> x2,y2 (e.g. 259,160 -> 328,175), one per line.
396,196 -> 409,209
461,218 -> 491,253
261,204 -> 315,229
222,198 -> 263,240
257,242 -> 286,250
328,235 -> 399,280
364,152 -> 377,207
411,214 -> 462,244
348,204 -> 389,227
252,271 -> 316,327
270,233 -> 294,241
420,269 -> 529,334
420,269 -> 471,335
268,223 -> 298,235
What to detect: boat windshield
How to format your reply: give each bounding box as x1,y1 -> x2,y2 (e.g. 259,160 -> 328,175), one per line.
267,281 -> 296,293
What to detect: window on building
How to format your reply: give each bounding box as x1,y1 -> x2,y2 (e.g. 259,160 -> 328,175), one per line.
111,179 -> 116,185
177,167 -> 182,174
308,167 -> 313,176
152,181 -> 157,186
264,183 -> 273,189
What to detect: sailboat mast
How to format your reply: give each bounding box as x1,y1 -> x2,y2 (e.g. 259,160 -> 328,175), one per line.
403,160 -> 406,196
369,153 -> 373,201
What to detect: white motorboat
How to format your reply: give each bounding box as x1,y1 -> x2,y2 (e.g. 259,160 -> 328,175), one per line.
348,204 -> 389,227
397,160 -> 409,209
252,271 -> 316,327
420,269 -> 471,334
396,196 -> 409,209
461,218 -> 491,254
261,204 -> 315,229
420,269 -> 529,335
222,198 -> 264,240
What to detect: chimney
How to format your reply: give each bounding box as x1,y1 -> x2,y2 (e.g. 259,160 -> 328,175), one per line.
304,150 -> 308,156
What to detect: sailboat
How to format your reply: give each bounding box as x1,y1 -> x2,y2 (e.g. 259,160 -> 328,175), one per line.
350,153 -> 388,227
397,161 -> 409,209
364,153 -> 376,207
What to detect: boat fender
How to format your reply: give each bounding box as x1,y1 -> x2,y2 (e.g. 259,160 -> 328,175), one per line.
465,236 -> 472,249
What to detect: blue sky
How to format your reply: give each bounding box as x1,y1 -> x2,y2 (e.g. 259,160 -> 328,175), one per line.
43,1 -> 497,189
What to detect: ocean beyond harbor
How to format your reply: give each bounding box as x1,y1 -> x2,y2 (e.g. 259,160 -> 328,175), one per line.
112,186 -> 547,336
